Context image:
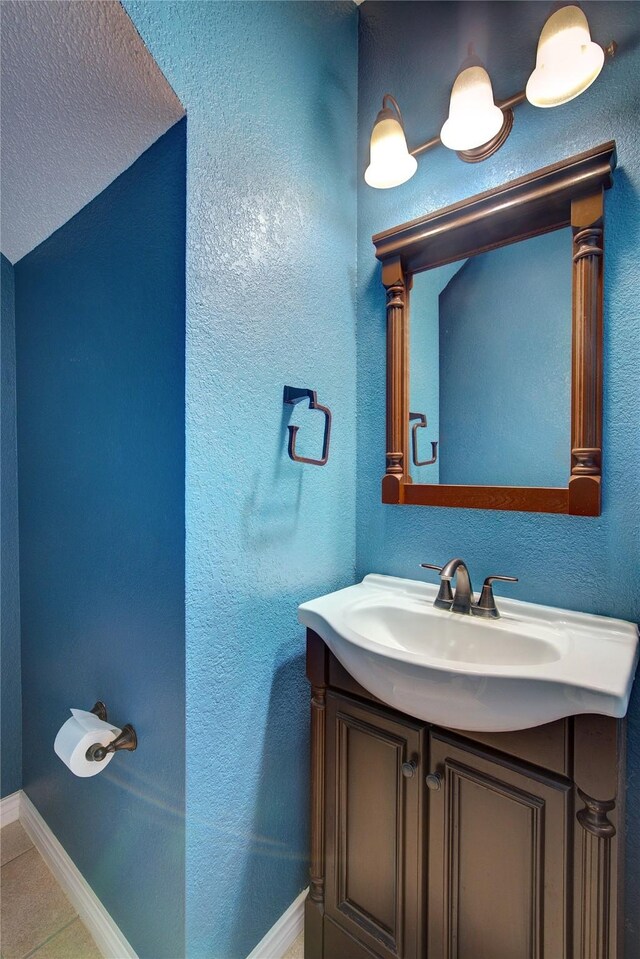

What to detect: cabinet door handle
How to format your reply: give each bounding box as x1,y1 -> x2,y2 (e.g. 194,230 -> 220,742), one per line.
401,761 -> 417,779
426,771 -> 443,791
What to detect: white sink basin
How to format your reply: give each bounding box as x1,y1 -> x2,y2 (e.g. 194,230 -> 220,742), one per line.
298,574 -> 639,732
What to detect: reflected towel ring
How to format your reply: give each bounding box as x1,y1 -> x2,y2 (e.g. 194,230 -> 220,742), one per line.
283,386 -> 332,466
410,411 -> 438,466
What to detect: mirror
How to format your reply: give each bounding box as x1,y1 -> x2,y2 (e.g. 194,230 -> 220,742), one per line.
409,228 -> 572,487
373,142 -> 617,515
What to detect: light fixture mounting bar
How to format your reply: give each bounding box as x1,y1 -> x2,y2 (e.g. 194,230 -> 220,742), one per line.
409,135 -> 440,159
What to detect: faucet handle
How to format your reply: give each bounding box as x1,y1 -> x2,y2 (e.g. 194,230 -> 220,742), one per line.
473,575 -> 518,619
419,564 -> 454,610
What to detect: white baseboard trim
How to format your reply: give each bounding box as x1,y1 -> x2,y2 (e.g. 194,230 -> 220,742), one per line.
0,789 -> 22,827
0,790 -> 22,825
11,789 -> 303,959
246,886 -> 307,959
20,792 -> 138,959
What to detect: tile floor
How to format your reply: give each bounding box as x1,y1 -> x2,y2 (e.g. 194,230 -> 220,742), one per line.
281,931 -> 304,959
1,821 -> 102,959
1,820 -> 303,959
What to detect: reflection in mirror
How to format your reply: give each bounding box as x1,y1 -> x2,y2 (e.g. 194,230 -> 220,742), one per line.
409,228 -> 572,487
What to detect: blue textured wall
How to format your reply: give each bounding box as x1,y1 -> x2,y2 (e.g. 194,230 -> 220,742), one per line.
438,230 -> 572,486
357,1 -> 639,947
121,4 -> 357,957
1,252 -> 22,798
14,121 -> 186,959
409,259 -> 465,484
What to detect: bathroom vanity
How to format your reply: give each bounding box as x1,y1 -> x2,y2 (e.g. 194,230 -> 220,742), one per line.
300,575 -> 638,959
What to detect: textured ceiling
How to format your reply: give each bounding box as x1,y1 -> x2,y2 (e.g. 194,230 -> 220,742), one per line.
1,0 -> 184,263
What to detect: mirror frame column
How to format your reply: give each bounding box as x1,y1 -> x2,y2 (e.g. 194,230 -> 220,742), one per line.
569,190 -> 604,516
382,257 -> 410,504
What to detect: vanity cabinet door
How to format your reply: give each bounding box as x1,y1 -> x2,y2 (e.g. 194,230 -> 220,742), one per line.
427,730 -> 571,959
325,693 -> 426,959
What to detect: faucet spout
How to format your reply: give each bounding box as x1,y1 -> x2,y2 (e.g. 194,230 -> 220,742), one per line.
440,558 -> 474,614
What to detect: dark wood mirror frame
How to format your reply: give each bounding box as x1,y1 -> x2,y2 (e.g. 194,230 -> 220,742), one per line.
373,141 -> 616,515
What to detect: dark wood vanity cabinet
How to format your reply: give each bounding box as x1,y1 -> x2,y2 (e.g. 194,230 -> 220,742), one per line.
324,692 -> 426,959
426,730 -> 571,959
306,630 -> 625,959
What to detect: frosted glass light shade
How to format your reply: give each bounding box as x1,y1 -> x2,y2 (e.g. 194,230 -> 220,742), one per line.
365,113 -> 417,189
440,65 -> 504,152
526,5 -> 604,108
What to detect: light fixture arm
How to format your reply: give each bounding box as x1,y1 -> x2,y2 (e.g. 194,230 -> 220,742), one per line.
406,40 -> 616,162
382,93 -> 405,124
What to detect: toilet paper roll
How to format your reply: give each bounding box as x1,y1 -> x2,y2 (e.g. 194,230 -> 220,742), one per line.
54,709 -> 121,778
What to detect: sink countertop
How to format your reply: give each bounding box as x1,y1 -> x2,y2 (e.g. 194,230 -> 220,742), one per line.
298,574 -> 639,732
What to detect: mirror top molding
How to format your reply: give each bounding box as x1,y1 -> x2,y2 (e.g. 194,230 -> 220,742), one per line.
372,140 -> 616,275
375,142 -> 617,516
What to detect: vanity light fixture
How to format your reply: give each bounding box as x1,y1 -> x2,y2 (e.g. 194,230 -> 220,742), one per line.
365,94 -> 418,189
526,5 -> 605,107
365,4 -> 616,186
440,55 -> 505,152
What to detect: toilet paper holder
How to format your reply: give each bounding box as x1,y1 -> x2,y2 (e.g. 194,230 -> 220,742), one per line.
86,702 -> 138,763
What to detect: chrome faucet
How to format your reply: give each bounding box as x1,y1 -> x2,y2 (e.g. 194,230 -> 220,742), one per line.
420,558 -> 518,618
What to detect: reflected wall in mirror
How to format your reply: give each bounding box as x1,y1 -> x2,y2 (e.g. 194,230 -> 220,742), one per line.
373,142 -> 617,515
410,229 -> 572,487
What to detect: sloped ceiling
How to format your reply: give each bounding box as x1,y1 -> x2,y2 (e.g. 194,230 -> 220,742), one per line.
0,0 -> 184,264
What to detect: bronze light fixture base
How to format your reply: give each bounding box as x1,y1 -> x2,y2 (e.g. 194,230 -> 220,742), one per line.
456,107 -> 514,163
